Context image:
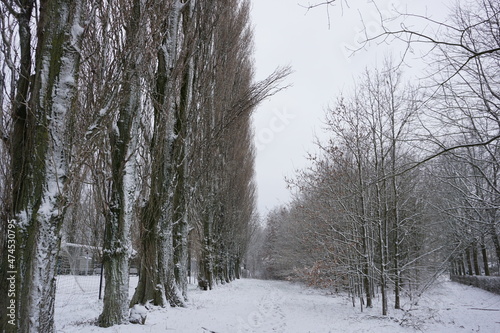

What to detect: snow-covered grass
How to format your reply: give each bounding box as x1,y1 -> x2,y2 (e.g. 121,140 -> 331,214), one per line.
55,276 -> 500,332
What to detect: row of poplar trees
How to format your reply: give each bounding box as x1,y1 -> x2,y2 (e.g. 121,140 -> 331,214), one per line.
0,0 -> 288,331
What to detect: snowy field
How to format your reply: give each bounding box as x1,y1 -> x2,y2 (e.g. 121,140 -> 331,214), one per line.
55,276 -> 500,333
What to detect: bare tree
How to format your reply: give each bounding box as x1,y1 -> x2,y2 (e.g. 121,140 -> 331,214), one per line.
265,61 -> 446,316
95,0 -> 146,325
131,0 -> 289,308
0,0 -> 86,331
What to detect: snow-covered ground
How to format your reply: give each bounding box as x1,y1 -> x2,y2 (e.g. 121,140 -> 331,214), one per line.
55,276 -> 500,332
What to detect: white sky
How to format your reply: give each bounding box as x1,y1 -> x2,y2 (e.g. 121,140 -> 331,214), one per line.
250,0 -> 448,217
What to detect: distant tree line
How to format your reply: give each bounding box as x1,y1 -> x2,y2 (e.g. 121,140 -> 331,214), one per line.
0,0 -> 289,331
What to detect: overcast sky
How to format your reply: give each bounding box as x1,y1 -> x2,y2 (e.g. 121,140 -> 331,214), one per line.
250,0 -> 447,217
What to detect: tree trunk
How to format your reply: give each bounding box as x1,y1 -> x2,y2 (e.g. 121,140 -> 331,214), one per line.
459,254 -> 466,276
361,226 -> 373,309
172,23 -> 194,299
164,216 -> 185,306
98,0 -> 142,326
354,136 -> 372,309
0,2 -> 34,330
472,241 -> 481,275
451,261 -> 458,275
235,254 -> 241,279
130,0 -> 185,308
1,1 -> 84,331
390,117 -> 401,310
200,207 -> 215,289
465,248 -> 473,275
378,221 -> 388,315
481,237 -> 490,276
130,203 -> 164,306
98,72 -> 139,327
489,218 -> 500,274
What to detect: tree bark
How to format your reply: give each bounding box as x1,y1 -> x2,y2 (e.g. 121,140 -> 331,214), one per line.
172,8 -> 195,298
465,248 -> 473,275
1,1 -> 84,331
488,216 -> 500,275
130,0 -> 185,308
472,241 -> 481,276
459,254 -> 466,276
481,237 -> 490,276
98,0 -> 142,326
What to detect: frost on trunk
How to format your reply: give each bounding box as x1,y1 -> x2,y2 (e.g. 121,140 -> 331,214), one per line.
98,116 -> 139,326
168,126 -> 189,305
199,190 -> 216,290
131,0 -> 188,308
6,1 -> 84,332
171,3 -> 195,300
98,0 -> 142,327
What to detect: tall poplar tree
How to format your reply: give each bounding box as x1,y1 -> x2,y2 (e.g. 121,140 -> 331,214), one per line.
0,0 -> 85,331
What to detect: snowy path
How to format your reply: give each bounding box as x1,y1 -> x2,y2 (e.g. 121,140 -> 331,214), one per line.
56,277 -> 500,332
